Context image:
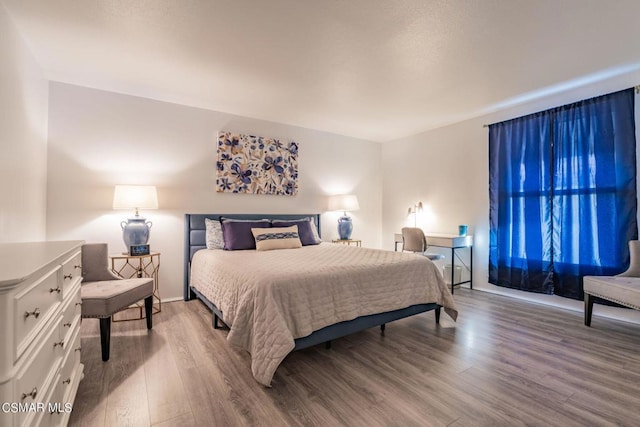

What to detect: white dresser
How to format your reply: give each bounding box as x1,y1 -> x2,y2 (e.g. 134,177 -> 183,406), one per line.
0,241 -> 84,427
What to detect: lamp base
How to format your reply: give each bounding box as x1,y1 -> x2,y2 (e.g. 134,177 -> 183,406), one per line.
337,215 -> 353,240
121,216 -> 153,252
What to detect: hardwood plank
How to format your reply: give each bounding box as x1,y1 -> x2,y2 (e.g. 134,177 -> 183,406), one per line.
69,289 -> 640,426
141,310 -> 193,425
151,412 -> 198,427
103,320 -> 151,427
69,320 -> 108,427
182,304 -> 292,426
164,302 -> 244,426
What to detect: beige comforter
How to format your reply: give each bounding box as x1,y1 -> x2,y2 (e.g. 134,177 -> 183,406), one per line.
190,243 -> 457,386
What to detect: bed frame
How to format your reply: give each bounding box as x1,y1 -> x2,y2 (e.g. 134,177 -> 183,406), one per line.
184,213 -> 442,350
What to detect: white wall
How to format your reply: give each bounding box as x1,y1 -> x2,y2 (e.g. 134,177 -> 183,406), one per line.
0,3 -> 49,242
46,82 -> 382,301
382,71 -> 640,325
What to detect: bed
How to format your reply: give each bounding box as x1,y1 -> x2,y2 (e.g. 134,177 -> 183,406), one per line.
184,213 -> 458,386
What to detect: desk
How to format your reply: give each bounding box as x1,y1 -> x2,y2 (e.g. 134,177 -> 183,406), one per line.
394,233 -> 473,294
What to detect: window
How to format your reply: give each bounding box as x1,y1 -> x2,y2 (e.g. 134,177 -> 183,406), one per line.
489,88 -> 637,299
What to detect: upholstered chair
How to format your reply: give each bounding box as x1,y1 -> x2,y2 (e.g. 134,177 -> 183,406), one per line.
583,240 -> 640,326
616,240 -> 640,278
80,243 -> 154,361
401,227 -> 445,261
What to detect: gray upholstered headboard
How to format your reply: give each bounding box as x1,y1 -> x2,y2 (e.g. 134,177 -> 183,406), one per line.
184,213 -> 321,300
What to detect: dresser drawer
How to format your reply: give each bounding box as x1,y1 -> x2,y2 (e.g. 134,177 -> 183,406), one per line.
19,331 -> 80,427
1,241 -> 84,427
60,286 -> 82,344
59,328 -> 81,401
15,322 -> 63,427
33,372 -> 65,427
14,266 -> 62,359
61,251 -> 82,299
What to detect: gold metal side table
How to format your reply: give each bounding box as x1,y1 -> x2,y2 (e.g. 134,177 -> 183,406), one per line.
109,251 -> 161,321
331,239 -> 362,247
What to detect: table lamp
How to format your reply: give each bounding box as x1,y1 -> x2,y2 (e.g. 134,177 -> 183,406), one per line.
328,194 -> 360,240
113,185 -> 158,253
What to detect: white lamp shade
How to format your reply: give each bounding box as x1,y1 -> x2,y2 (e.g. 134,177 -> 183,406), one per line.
328,194 -> 360,212
113,185 -> 158,210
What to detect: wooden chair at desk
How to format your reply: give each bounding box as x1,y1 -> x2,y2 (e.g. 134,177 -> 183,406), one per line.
400,227 -> 445,262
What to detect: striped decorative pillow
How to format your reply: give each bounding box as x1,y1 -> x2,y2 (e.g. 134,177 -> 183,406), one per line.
271,217 -> 321,246
251,226 -> 302,251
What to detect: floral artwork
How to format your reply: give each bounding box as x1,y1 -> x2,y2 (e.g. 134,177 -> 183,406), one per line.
216,131 -> 299,195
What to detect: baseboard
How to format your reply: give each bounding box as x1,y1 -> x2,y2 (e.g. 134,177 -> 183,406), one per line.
161,296 -> 185,303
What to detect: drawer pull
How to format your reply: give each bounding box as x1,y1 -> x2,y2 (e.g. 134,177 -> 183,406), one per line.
21,387 -> 37,400
50,287 -> 61,293
24,308 -> 40,319
74,264 -> 82,270
74,347 -> 82,353
63,274 -> 73,280
62,378 -> 71,385
63,321 -> 72,328
75,302 -> 82,307
53,341 -> 64,348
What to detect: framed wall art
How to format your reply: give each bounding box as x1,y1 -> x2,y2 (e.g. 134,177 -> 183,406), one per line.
216,131 -> 299,196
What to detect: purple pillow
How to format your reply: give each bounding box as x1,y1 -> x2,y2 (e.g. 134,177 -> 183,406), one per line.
220,219 -> 271,250
272,218 -> 321,246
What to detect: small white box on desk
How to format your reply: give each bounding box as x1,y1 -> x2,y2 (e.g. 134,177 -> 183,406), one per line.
444,264 -> 463,285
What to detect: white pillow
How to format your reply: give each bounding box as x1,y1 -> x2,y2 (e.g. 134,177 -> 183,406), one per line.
205,218 -> 224,250
251,226 -> 302,251
310,216 -> 322,242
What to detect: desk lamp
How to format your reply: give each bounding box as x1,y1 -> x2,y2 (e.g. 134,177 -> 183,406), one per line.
408,202 -> 423,227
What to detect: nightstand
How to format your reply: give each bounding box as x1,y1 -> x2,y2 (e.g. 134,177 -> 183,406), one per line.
332,239 -> 362,247
109,251 -> 161,321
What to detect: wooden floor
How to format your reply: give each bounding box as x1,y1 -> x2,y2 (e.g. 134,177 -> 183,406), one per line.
69,289 -> 640,427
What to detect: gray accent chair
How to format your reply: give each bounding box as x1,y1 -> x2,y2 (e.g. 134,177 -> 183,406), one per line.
401,227 -> 445,261
81,243 -> 154,361
584,240 -> 640,326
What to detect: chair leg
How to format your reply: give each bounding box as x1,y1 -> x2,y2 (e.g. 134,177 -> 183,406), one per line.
99,317 -> 111,361
435,307 -> 441,324
145,296 -> 153,330
584,293 -> 594,326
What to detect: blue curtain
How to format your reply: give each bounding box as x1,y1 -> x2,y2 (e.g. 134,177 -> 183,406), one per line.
489,88 -> 637,299
489,113 -> 554,293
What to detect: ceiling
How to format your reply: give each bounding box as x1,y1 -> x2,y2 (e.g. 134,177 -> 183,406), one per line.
4,0 -> 640,142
